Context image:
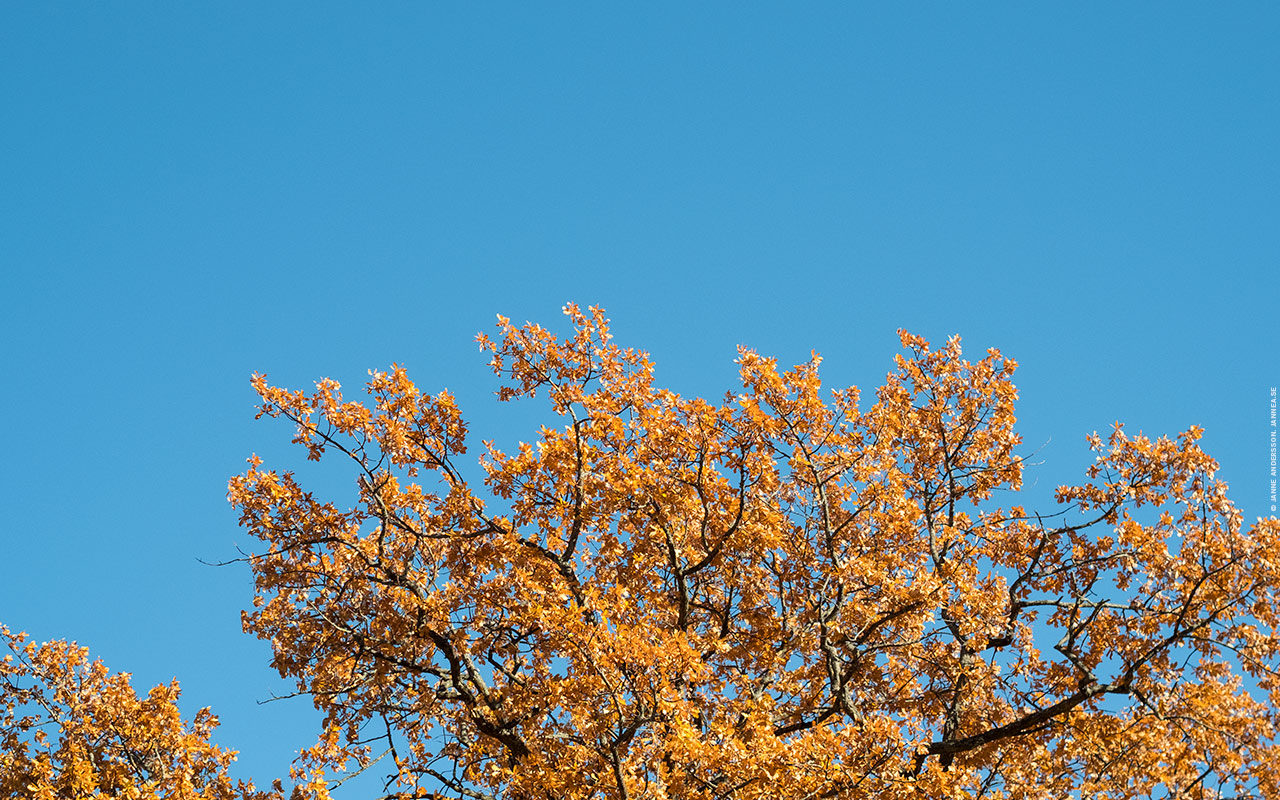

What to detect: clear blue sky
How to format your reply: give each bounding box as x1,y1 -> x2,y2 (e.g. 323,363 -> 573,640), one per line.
2,3 -> 1276,788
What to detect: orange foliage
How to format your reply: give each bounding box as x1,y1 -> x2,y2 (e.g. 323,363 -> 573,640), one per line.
19,304 -> 1278,799
226,305 -> 1280,799
0,625 -> 278,800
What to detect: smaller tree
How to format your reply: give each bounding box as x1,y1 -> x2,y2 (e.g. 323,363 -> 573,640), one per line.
0,625 -> 276,800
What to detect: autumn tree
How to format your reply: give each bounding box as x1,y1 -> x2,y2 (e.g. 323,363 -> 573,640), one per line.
227,305 -> 1280,800
0,625 -> 278,800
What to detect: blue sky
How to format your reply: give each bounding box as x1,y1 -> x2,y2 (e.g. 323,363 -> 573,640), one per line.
2,3 -> 1276,788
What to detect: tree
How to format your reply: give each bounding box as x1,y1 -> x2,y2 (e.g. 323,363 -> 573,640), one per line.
192,305 -> 1280,797
224,304 -> 1280,799
0,625 -> 278,800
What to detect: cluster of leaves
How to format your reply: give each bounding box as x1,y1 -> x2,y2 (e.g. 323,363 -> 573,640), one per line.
8,304 -> 1280,799
0,625 -> 278,800
221,305 -> 1280,800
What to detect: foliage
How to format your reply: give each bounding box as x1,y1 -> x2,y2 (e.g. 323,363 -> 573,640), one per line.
0,625 -> 277,800
222,305 -> 1280,799
8,305 -> 1280,799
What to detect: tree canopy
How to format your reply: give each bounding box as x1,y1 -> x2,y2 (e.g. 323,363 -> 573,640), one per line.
8,305 -> 1280,799
0,625 -> 276,800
